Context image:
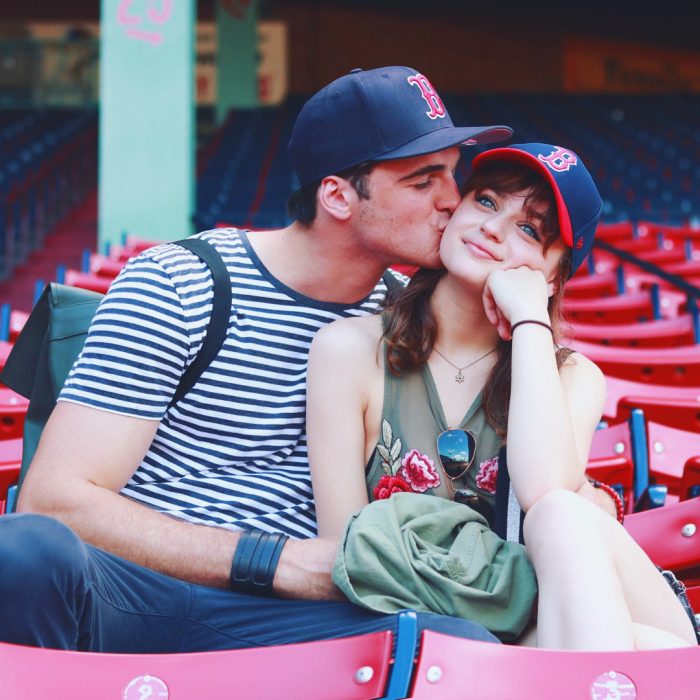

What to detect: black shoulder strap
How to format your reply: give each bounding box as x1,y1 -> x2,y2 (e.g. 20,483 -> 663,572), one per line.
168,238 -> 232,408
493,446 -> 525,545
382,269 -> 404,292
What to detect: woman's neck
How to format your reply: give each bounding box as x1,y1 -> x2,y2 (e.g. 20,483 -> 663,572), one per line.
430,275 -> 500,354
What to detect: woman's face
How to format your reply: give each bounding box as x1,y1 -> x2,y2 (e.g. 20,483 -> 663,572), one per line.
439,185 -> 566,286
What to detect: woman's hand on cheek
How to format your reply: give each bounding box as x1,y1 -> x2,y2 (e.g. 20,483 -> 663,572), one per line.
482,283 -> 512,340
483,268 -> 551,339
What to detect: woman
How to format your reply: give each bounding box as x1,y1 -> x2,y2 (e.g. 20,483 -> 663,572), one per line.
306,143 -> 698,650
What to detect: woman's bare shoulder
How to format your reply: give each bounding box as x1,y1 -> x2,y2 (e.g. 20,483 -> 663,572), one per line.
560,348 -> 606,398
310,314 -> 384,363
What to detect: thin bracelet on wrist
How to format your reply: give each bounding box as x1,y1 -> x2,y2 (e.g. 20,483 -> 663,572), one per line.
589,479 -> 625,524
510,319 -> 553,336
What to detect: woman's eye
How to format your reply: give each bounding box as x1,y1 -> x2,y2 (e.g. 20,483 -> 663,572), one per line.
476,194 -> 496,209
519,223 -> 541,241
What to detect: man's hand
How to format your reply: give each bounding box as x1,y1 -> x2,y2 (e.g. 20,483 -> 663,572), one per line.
274,537 -> 345,601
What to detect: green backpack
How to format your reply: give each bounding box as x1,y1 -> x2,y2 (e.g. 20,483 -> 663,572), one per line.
0,238 -> 232,505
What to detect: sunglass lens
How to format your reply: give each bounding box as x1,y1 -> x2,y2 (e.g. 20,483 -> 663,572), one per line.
437,430 -> 476,479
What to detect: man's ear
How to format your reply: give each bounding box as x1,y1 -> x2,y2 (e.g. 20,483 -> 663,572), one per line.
317,176 -> 355,221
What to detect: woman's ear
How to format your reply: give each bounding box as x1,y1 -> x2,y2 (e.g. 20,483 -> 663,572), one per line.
317,176 -> 355,221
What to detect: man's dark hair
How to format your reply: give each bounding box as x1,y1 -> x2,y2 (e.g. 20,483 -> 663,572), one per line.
287,161 -> 376,226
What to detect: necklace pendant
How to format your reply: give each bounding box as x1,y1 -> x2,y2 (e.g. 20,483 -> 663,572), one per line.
455,370 -> 465,384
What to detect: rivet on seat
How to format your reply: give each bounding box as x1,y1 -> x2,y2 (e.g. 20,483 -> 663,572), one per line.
354,666 -> 374,684
426,665 -> 443,683
681,523 -> 696,538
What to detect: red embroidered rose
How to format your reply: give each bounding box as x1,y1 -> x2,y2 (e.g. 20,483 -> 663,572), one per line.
476,456 -> 499,494
373,475 -> 412,500
399,449 -> 440,492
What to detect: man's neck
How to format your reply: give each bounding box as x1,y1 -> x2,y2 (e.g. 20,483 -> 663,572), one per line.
246,222 -> 389,304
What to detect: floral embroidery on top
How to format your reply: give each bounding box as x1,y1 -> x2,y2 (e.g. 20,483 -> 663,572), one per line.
376,419 -> 403,476
373,475 -> 412,500
475,456 -> 499,494
400,449 -> 441,492
373,419 -> 441,499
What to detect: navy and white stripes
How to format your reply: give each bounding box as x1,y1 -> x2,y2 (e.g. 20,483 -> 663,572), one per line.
60,229 -> 389,538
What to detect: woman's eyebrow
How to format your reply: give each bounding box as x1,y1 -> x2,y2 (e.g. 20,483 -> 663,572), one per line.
397,164 -> 446,182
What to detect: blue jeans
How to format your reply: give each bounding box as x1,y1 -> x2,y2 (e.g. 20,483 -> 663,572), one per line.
0,514 -> 499,652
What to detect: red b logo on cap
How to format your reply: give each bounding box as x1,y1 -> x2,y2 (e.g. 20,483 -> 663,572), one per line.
538,147 -> 578,172
407,74 -> 446,120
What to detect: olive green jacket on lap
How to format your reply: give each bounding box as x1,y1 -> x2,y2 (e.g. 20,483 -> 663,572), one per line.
333,492 -> 536,642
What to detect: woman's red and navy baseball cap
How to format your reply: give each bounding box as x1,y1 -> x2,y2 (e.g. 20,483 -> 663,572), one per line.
288,66 -> 512,187
472,143 -> 603,277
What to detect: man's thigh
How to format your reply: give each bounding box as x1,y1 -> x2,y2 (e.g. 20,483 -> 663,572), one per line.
182,587 -> 500,652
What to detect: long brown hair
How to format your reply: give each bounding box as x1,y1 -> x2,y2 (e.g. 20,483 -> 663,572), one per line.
382,161 -> 574,439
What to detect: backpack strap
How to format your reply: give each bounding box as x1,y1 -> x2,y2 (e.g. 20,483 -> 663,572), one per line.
382,269 -> 404,292
169,238 -> 232,408
493,446 -> 525,544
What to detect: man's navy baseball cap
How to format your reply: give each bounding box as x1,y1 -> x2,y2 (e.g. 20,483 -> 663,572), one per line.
288,66 -> 513,187
472,143 -> 603,278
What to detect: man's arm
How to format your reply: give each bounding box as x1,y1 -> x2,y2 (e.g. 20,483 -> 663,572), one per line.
18,401 -> 342,598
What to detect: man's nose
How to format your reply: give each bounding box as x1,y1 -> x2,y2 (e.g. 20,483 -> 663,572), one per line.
436,175 -> 461,213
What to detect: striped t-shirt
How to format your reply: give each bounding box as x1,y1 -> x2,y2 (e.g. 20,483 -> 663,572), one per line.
60,229 -> 390,539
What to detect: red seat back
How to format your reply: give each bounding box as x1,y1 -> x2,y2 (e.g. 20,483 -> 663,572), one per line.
0,630 -> 393,700
409,629 -> 700,699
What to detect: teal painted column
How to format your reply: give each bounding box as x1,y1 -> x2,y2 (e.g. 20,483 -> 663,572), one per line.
216,0 -> 259,124
99,0 -> 195,248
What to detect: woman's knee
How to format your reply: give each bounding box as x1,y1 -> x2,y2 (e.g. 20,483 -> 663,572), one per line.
0,514 -> 88,594
523,490 -> 594,556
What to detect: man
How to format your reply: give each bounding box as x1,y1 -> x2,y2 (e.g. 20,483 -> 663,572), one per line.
0,66 -> 513,652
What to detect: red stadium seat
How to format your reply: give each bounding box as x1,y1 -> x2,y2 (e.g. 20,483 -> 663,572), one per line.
637,222 -> 700,243
645,422 -> 700,495
624,497 -> 700,573
408,630 -> 700,699
88,254 -> 125,279
0,340 -> 12,372
595,221 -> 635,242
0,630 -> 393,700
566,315 -> 695,348
0,437 -> 21,513
63,269 -> 113,294
0,388 -> 29,441
571,340 -> 700,385
563,290 -> 685,325
680,456 -> 700,502
618,396 -> 700,433
8,310 -> 28,343
565,271 -> 619,299
602,376 -> 700,425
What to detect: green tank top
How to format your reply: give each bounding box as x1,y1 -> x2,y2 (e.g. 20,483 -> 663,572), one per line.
366,344 -> 502,515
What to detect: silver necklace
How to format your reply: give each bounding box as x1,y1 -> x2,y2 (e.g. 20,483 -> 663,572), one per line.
432,346 -> 497,384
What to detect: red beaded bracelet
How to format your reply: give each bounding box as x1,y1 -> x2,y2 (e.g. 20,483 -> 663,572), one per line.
589,479 -> 625,524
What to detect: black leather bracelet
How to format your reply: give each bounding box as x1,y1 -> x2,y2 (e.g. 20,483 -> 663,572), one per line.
230,529 -> 289,595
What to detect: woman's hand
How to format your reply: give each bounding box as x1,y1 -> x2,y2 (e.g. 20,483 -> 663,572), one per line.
482,267 -> 551,340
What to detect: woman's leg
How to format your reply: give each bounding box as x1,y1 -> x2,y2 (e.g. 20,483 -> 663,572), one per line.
523,489 -> 696,650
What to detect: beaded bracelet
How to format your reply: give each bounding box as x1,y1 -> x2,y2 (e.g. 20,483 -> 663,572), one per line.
589,479 -> 625,524
510,319 -> 553,336
230,529 -> 289,595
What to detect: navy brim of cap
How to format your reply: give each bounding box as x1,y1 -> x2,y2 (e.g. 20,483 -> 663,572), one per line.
371,125 -> 513,162
472,147 -> 574,247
